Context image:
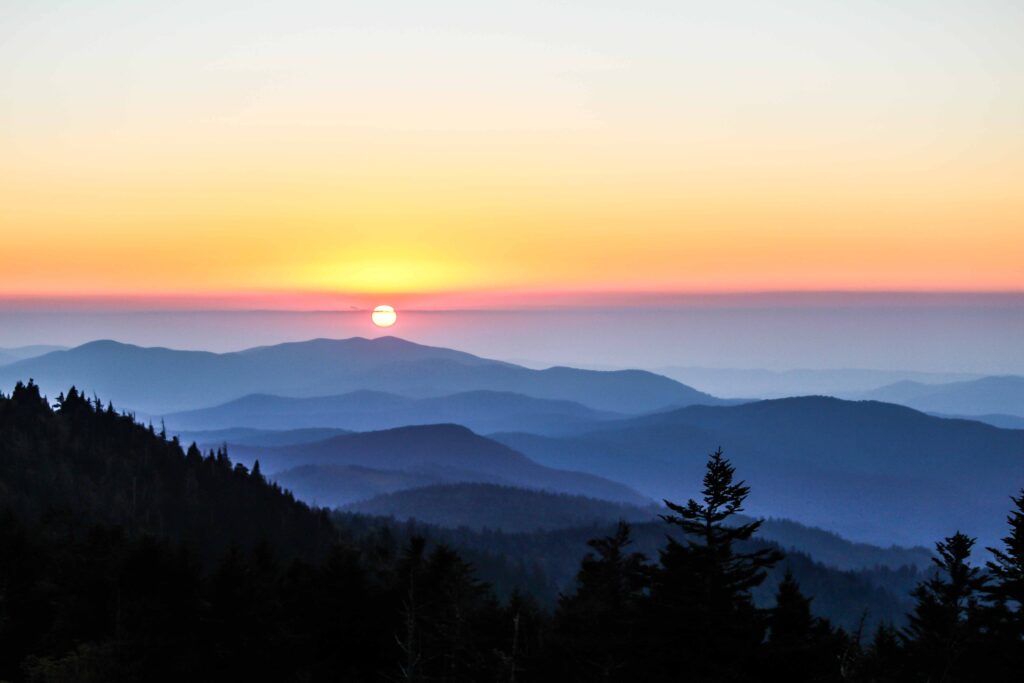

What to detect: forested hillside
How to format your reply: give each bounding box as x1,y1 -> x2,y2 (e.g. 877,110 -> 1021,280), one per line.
333,510 -> 922,631
226,423 -> 649,506
344,483 -> 656,532
0,382 -> 336,563
1,382 -> 1022,681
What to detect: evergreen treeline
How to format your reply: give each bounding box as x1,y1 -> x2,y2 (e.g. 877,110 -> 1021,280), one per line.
0,381 -> 1022,681
333,507 -> 921,632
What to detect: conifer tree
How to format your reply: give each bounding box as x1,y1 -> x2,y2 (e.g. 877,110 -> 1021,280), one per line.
855,623 -> 906,683
769,570 -> 814,641
987,491 -> 1024,617
903,532 -> 987,682
763,570 -> 842,682
556,521 -> 652,681
650,448 -> 782,680
983,491 -> 1024,676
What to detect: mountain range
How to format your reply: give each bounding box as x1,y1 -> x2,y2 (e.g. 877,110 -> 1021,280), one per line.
3,336 -> 1021,552
856,375 -> 1024,418
223,423 -> 651,507
0,344 -> 65,367
493,396 -> 1024,548
163,389 -> 620,436
656,366 -> 981,400
0,337 -> 722,414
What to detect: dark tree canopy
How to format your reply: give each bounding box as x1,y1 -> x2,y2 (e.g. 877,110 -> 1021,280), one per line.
903,532 -> 988,682
648,448 -> 783,680
1,383 -> 1023,682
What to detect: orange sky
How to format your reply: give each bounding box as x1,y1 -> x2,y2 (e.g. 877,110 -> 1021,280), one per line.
1,1 -> 1022,307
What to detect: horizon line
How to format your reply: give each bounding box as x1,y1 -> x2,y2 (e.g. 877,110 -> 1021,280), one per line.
2,288 -> 1024,313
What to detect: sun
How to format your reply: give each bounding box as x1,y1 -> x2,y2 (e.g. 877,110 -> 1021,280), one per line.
371,305 -> 397,328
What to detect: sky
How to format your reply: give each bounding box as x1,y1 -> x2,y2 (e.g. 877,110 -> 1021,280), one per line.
0,2 -> 1021,370
2,0 -> 1022,300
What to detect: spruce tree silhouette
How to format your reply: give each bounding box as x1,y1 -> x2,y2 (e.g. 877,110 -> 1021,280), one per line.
903,532 -> 987,683
987,490 -> 1024,617
649,448 -> 782,681
763,570 -> 843,681
984,490 -> 1024,677
769,570 -> 814,638
555,521 -> 653,682
857,623 -> 907,683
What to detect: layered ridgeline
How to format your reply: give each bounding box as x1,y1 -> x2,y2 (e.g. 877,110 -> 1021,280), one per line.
223,423 -> 650,507
0,345 -> 65,367
656,367 -> 981,401
0,337 -> 722,414
164,390 -> 622,436
494,396 -> 1024,549
177,386 -> 1024,550
856,375 -> 1024,422
192,425 -> 933,574
4,337 -> 1021,551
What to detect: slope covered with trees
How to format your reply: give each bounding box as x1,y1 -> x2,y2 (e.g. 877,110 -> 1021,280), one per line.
345,483 -> 656,532
0,381 -> 336,563
1,381 -> 1022,681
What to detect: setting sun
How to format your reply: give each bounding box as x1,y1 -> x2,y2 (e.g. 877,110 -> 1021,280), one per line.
371,305 -> 397,328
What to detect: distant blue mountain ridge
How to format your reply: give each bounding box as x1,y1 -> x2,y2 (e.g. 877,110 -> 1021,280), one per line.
0,337 -> 723,414
163,389 -> 623,436
493,396 -> 1024,549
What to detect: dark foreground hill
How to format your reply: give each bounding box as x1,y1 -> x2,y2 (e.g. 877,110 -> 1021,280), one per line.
226,423 -> 651,506
494,396 -> 1024,548
0,382 -> 514,680
2,382 -> 1021,681
0,383 -> 336,563
334,512 -> 921,632
0,336 -> 721,414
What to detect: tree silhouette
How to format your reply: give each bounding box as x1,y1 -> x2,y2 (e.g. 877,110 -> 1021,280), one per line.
650,448 -> 782,680
555,521 -> 652,681
984,491 -> 1024,677
763,570 -> 843,681
987,490 -> 1024,615
856,623 -> 906,683
903,532 -> 987,682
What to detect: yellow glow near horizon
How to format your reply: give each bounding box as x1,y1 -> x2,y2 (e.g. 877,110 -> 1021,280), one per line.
1,1 -> 1022,303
